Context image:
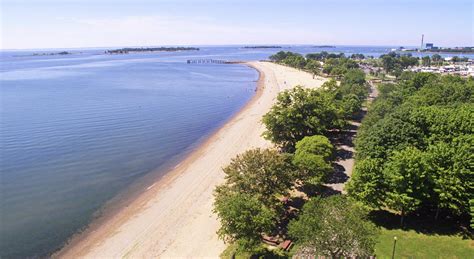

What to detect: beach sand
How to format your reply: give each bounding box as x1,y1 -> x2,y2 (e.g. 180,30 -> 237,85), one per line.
57,61 -> 327,258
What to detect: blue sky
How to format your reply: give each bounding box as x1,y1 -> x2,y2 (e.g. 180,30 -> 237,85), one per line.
1,0 -> 473,49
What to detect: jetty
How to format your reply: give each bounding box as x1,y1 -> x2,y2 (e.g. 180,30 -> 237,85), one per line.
186,59 -> 229,64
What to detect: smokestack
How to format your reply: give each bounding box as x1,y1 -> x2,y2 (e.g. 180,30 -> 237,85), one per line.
421,34 -> 424,51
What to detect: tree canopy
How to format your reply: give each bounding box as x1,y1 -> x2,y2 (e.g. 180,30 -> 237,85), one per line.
213,192 -> 277,250
217,148 -> 295,208
293,135 -> 334,185
348,73 -> 474,220
288,195 -> 379,258
262,86 -> 344,151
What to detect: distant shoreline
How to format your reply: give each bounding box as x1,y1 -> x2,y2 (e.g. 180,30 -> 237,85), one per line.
313,45 -> 336,48
243,46 -> 282,49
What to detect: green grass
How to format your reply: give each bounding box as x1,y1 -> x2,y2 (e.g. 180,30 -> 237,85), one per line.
375,228 -> 473,259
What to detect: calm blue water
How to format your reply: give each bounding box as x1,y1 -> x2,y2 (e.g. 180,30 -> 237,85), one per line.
1,45 -> 471,258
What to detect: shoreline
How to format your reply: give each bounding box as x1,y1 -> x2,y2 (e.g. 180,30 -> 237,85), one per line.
55,62 -> 265,258
56,61 -> 326,258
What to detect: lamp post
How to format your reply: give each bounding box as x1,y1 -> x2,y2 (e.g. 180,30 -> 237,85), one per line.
391,236 -> 398,259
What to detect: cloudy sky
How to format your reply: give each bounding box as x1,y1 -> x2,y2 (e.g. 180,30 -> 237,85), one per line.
1,0 -> 473,49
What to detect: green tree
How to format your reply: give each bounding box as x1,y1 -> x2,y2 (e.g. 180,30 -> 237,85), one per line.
341,68 -> 366,86
269,51 -> 293,62
381,54 -> 397,72
340,93 -> 363,118
218,148 -> 295,207
355,111 -> 424,159
293,135 -> 334,184
399,55 -> 419,68
306,52 -> 325,60
283,55 -> 307,69
425,136 -> 474,218
431,54 -> 443,66
288,196 -> 379,258
262,86 -> 344,151
321,79 -> 338,92
347,158 -> 386,208
383,147 -> 430,225
213,192 -> 277,251
305,59 -> 321,78
422,56 -> 431,66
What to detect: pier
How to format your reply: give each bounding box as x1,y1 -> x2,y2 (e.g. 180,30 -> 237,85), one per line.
186,59 -> 228,64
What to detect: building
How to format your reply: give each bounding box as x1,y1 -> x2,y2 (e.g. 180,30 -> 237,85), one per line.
425,43 -> 434,49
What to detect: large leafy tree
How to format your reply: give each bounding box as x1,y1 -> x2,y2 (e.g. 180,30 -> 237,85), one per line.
424,136 -> 474,218
293,135 -> 334,185
383,147 -> 430,225
304,59 -> 321,78
288,195 -> 379,258
347,158 -> 386,208
269,51 -> 298,62
341,68 -> 366,87
262,86 -> 344,151
322,58 -> 359,77
422,56 -> 431,66
213,192 -> 276,250
217,148 -> 295,208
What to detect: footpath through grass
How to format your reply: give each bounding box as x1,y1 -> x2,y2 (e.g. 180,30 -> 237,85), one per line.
375,228 -> 473,259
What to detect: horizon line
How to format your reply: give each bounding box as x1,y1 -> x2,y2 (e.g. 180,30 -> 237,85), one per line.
2,43 -> 462,51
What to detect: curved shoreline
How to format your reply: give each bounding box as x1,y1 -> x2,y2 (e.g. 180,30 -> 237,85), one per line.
56,61 -> 326,258
55,62 -> 265,258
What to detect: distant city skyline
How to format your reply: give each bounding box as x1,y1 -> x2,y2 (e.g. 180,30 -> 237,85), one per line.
1,0 -> 473,50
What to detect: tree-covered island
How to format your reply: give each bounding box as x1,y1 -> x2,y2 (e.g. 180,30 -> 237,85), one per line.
105,47 -> 199,54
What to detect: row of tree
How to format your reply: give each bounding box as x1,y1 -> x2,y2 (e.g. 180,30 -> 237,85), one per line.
269,51 -> 362,78
348,73 -> 474,224
213,64 -> 377,256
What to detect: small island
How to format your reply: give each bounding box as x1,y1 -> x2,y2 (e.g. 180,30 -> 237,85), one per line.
105,47 -> 200,54
313,45 -> 336,48
243,46 -> 282,49
31,51 -> 73,56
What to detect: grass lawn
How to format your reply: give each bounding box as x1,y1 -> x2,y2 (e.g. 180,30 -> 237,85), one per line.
375,228 -> 473,259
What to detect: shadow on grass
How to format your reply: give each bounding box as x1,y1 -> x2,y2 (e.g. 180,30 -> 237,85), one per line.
369,209 -> 472,237
248,249 -> 288,259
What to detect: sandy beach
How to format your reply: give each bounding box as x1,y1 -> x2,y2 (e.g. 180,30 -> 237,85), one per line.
57,61 -> 327,258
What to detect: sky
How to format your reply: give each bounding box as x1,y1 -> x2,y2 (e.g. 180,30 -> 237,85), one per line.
1,0 -> 473,49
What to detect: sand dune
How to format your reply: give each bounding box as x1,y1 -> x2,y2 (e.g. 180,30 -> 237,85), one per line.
57,61 -> 327,258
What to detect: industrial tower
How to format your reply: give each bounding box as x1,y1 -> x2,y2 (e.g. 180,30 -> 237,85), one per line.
420,34 -> 424,51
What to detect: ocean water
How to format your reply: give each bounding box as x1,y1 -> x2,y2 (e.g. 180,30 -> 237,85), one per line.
1,45 -> 471,258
